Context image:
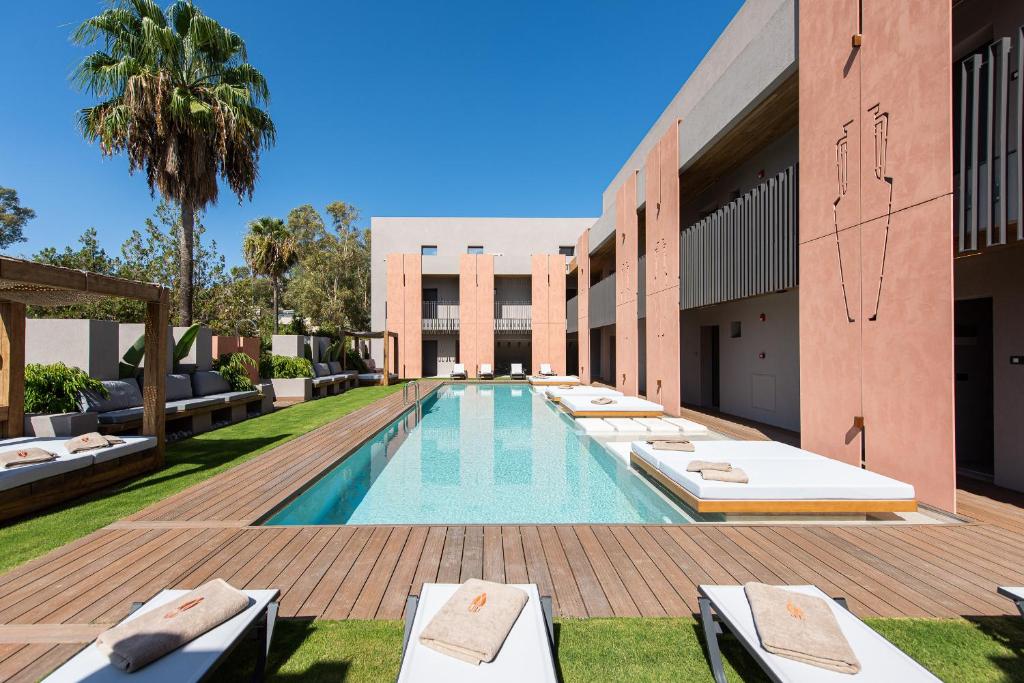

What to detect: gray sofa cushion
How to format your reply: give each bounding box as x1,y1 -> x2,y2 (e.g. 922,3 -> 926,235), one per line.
313,362 -> 331,377
220,390 -> 259,402
166,396 -> 223,413
191,371 -> 230,396
165,374 -> 193,401
328,361 -> 343,374
97,406 -> 144,424
80,380 -> 143,413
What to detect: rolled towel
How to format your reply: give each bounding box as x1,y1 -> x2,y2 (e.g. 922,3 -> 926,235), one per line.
701,467 -> 748,483
65,432 -> 126,454
95,578 -> 250,673
685,459 -> 731,471
0,447 -> 57,468
744,582 -> 861,674
419,579 -> 529,665
649,440 -> 696,452
590,397 -> 615,405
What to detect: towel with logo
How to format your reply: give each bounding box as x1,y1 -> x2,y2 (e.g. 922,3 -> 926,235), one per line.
65,432 -> 125,454
419,579 -> 529,665
0,447 -> 56,468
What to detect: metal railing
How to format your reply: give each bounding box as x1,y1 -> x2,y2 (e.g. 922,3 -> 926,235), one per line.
422,301 -> 459,333
494,301 -> 531,333
403,380 -> 422,420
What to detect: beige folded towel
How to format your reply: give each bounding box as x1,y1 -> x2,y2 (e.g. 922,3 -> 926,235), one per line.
648,440 -> 695,452
65,432 -> 126,454
701,467 -> 748,483
685,459 -> 731,471
95,579 -> 250,673
591,397 -> 615,405
419,579 -> 529,665
0,447 -> 57,468
745,582 -> 860,674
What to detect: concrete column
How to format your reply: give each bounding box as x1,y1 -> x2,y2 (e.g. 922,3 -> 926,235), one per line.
576,229 -> 591,383
616,174 -> 639,395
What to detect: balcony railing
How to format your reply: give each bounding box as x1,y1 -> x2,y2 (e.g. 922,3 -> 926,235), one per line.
422,301 -> 459,333
495,301 -> 531,333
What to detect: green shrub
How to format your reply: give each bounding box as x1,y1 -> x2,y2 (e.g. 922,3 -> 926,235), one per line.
212,353 -> 257,392
269,355 -> 313,379
346,348 -> 369,373
25,362 -> 107,414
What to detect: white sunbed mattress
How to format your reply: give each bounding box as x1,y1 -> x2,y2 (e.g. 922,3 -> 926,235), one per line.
559,395 -> 663,415
528,375 -> 580,385
0,436 -> 156,491
631,440 -> 915,501
544,386 -> 622,401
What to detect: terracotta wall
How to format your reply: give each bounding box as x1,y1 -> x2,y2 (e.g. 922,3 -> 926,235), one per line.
798,0 -> 955,510
531,254 -> 567,374
615,175 -> 639,395
211,336 -> 260,382
459,254 -> 495,377
385,253 -> 423,378
644,123 -> 681,416
576,230 -> 590,383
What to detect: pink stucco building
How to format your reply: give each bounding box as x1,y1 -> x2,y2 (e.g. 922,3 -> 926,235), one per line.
371,0 -> 1024,512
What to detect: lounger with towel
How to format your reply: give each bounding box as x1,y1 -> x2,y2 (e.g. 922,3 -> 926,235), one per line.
398,581 -> 556,682
45,579 -> 279,682
479,363 -> 494,379
559,394 -> 663,417
698,584 -> 940,682
510,363 -> 526,379
998,587 -> 1024,617
451,363 -> 468,380
528,374 -> 581,386
544,386 -> 623,403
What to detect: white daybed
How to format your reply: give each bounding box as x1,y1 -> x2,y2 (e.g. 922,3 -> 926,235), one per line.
698,585 -> 940,683
544,386 -> 622,403
559,394 -> 662,417
528,375 -> 580,386
0,436 -> 156,492
630,440 -> 917,514
397,583 -> 556,682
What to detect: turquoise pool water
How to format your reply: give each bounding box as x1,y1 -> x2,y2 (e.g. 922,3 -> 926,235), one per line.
264,384 -> 688,525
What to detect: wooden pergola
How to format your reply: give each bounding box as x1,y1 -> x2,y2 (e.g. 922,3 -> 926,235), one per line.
343,329 -> 398,386
0,256 -> 170,462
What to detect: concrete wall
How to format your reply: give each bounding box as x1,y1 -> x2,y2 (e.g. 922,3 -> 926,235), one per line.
212,336 -> 260,382
422,275 -> 459,301
386,253 -> 423,378
681,290 -> 800,431
799,0 -> 955,510
271,335 -> 306,358
459,254 -> 495,378
173,326 -> 212,371
495,276 -> 530,302
26,319 -> 120,380
576,230 -> 591,382
615,175 -> 639,395
119,323 -> 173,373
531,254 -> 567,374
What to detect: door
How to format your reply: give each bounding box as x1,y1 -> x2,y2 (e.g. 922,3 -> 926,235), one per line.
700,325 -> 721,408
422,340 -> 439,378
955,298 -> 994,476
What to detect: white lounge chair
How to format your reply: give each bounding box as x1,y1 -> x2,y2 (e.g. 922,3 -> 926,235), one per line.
558,394 -> 661,416
479,363 -> 494,379
510,363 -> 526,379
450,363 -> 468,380
544,386 -> 622,403
698,584 -> 941,682
44,588 -> 279,682
998,587 -> 1024,617
397,583 -> 556,682
538,363 -> 555,376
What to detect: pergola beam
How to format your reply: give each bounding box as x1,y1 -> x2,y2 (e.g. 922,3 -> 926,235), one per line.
141,293 -> 169,464
0,257 -> 163,303
0,302 -> 26,438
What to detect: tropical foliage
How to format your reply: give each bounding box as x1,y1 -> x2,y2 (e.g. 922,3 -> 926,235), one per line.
265,355 -> 313,379
72,0 -> 275,325
25,363 -> 107,414
212,352 -> 257,391
0,186 -> 35,249
242,217 -> 298,332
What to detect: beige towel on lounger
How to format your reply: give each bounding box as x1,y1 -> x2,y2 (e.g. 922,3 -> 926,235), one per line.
0,447 -> 57,468
685,459 -> 730,471
65,432 -> 125,454
95,578 -> 250,673
590,397 -> 615,405
744,582 -> 861,674
419,579 -> 529,665
701,467 -> 748,483
648,440 -> 696,452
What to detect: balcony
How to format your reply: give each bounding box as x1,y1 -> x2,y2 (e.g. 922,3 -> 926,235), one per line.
495,301 -> 531,334
422,301 -> 459,333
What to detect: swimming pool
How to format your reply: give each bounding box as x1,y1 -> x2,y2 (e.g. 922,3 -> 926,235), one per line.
264,384 -> 689,525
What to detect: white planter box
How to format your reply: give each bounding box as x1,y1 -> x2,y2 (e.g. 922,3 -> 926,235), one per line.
24,412 -> 98,438
258,381 -> 276,414
270,377 -> 312,401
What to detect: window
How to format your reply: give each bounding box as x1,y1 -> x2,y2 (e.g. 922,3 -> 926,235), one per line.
558,246 -> 574,257
421,245 -> 437,256
467,245 -> 484,254
422,288 -> 438,302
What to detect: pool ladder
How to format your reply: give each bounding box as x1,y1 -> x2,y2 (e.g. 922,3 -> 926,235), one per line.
403,381 -> 422,421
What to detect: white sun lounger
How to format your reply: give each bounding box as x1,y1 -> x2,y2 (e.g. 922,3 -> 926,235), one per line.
662,416 -> 711,435
397,583 -> 556,682
631,418 -> 680,434
450,363 -> 468,379
510,363 -> 526,379
698,585 -> 941,683
528,375 -> 580,386
998,587 -> 1024,616
544,386 -> 622,403
575,418 -> 617,435
538,363 -> 555,376
559,394 -> 662,417
44,589 -> 279,683
630,440 -> 917,514
479,363 -> 494,379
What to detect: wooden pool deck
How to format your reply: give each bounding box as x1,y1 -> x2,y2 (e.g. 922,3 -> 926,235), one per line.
1,382 -> 1022,680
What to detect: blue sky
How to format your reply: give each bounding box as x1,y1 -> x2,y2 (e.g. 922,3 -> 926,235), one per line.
0,0 -> 741,267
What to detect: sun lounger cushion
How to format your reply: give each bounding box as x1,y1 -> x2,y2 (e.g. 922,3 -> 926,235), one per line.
545,386 -> 622,400
700,585 -> 941,681
166,396 -> 223,413
328,361 -> 343,374
218,390 -> 259,403
0,436 -> 156,489
97,406 -> 145,425
663,417 -> 711,434
559,395 -> 662,414
575,418 -> 617,434
191,371 -> 231,397
528,375 -> 579,384
79,380 -> 144,414
633,418 -> 681,434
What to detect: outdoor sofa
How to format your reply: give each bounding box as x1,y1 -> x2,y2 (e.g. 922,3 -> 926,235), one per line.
311,361 -> 359,397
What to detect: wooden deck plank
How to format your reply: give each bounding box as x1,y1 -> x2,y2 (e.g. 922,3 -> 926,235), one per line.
608,526 -> 688,616
555,526 -> 613,617
437,527 -> 465,584
591,526 -> 665,617
409,527 -> 446,598
519,527 -> 556,611
460,526 -> 484,583
279,528 -> 351,618
500,526 -> 529,585
378,526 -> 430,619
323,526 -> 394,620
482,526 -> 506,584
572,526 -> 639,617
296,526 -> 374,618
350,526 -> 411,619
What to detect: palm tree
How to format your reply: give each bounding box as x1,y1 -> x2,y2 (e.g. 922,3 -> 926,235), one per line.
242,217 -> 298,333
72,0 -> 275,325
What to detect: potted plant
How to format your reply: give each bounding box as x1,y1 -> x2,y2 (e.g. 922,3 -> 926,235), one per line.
268,355 -> 314,402
24,362 -> 105,437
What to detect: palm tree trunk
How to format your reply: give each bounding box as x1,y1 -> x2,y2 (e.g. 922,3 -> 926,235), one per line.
179,201 -> 195,325
272,275 -> 279,333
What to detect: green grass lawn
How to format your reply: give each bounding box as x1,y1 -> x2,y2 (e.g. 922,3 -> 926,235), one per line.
219,615 -> 1024,682
0,384 -> 404,573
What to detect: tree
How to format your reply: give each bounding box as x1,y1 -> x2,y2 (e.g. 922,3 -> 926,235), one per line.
0,186 -> 35,248
72,0 -> 275,325
242,217 -> 297,333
